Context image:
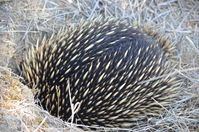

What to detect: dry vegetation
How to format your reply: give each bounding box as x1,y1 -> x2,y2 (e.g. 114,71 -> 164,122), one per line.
0,0 -> 199,131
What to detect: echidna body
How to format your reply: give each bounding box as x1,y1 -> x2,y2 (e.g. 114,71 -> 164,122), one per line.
22,18 -> 179,128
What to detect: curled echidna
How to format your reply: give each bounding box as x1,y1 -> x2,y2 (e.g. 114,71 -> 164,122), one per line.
22,18 -> 179,128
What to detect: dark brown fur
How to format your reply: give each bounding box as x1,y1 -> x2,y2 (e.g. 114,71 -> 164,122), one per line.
22,18 -> 179,128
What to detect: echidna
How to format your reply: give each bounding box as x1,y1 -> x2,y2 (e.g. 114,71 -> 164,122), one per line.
21,18 -> 179,128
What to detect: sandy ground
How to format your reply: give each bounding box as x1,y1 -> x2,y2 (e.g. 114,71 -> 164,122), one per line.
0,0 -> 199,131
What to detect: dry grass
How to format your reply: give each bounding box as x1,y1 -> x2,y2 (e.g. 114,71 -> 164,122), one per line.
0,0 -> 199,131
